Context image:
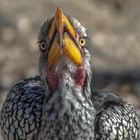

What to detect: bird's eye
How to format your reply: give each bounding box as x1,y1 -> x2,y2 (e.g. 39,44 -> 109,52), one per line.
39,41 -> 48,52
79,38 -> 86,47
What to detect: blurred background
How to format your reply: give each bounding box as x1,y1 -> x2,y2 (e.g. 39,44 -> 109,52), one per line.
0,0 -> 140,138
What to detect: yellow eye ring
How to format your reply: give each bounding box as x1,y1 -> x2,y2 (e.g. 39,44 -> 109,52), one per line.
79,38 -> 86,46
39,41 -> 48,51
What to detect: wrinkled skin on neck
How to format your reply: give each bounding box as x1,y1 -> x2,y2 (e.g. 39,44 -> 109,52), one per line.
46,58 -> 86,91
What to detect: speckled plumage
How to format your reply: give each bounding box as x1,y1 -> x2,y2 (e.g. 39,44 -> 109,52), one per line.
1,77 -> 139,140
92,90 -> 139,139
0,9 -> 139,140
0,76 -> 45,140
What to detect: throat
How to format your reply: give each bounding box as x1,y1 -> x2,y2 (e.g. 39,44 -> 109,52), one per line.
47,68 -> 86,91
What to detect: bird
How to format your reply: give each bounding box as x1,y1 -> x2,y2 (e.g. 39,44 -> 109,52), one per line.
0,7 -> 139,140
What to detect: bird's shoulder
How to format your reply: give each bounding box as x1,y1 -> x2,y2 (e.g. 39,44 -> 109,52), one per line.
0,76 -> 46,140
92,89 -> 139,139
6,75 -> 45,100
1,75 -> 46,116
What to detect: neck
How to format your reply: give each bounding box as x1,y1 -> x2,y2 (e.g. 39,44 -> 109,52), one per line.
40,70 -> 95,140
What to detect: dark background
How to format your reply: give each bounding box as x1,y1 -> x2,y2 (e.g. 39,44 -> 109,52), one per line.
0,0 -> 140,138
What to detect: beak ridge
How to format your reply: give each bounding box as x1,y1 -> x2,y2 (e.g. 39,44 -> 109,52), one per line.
55,7 -> 64,37
48,7 -> 83,69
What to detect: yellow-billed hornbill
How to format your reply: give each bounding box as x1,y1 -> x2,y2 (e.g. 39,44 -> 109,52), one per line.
0,7 -> 139,140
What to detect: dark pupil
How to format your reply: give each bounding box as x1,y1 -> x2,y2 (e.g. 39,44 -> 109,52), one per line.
41,43 -> 46,49
81,40 -> 84,44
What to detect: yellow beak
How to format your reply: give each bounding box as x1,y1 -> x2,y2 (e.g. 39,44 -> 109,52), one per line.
47,7 -> 83,69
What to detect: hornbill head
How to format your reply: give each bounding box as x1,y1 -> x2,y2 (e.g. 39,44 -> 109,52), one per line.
38,7 -> 91,93
38,8 -> 95,139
